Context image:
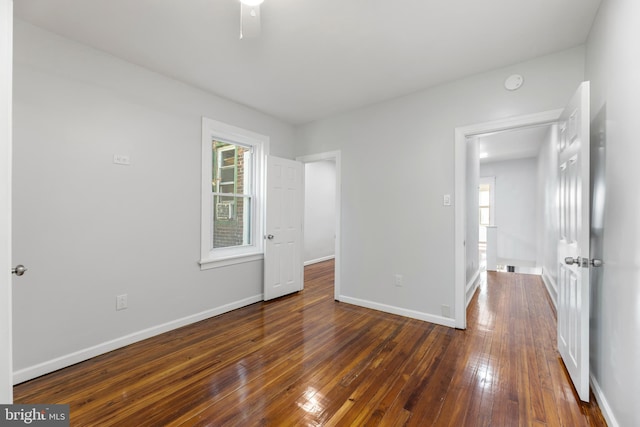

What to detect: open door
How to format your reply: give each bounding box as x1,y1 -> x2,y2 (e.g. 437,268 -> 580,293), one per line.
264,156 -> 303,300
0,0 -> 13,403
557,81 -> 591,402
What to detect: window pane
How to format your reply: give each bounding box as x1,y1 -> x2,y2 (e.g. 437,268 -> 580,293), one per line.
220,168 -> 235,184
219,183 -> 234,194
221,149 -> 235,166
479,190 -> 490,206
237,147 -> 252,195
479,207 -> 490,225
212,195 -> 252,249
212,141 -> 252,195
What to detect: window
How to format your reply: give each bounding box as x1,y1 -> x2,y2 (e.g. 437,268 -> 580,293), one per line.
212,141 -> 252,248
478,177 -> 495,244
479,185 -> 491,226
200,118 -> 268,269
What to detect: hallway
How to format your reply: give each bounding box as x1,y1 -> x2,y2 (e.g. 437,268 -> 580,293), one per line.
463,271 -> 605,426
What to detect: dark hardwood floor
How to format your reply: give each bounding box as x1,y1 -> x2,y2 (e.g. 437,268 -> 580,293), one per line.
14,260 -> 606,426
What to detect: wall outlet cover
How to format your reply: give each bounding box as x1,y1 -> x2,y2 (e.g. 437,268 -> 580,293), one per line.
394,274 -> 403,287
116,294 -> 128,311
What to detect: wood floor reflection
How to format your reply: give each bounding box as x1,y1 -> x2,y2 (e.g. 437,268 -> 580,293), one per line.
14,260 -> 606,426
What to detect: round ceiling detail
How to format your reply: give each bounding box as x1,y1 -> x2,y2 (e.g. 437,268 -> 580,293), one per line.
504,74 -> 524,91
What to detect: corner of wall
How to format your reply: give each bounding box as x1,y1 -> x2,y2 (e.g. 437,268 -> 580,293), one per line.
590,374 -> 621,427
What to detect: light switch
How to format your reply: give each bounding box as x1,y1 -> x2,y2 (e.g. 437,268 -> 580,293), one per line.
443,194 -> 451,206
113,154 -> 131,166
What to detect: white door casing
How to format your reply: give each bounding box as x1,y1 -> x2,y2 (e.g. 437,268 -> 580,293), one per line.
0,0 -> 13,403
264,156 -> 303,300
556,81 -> 590,402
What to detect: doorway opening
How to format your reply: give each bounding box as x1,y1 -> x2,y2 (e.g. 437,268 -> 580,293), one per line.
296,151 -> 341,301
454,110 -> 563,329
476,125 -> 551,276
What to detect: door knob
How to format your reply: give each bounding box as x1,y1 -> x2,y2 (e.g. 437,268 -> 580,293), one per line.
564,257 -> 590,267
266,234 -> 274,240
590,259 -> 603,267
12,264 -> 28,276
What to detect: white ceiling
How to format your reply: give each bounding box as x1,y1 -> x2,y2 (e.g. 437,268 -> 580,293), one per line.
478,124 -> 552,163
14,0 -> 602,124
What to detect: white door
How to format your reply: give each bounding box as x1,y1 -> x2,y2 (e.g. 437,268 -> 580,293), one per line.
557,82 -> 590,402
264,156 -> 303,300
0,0 -> 13,403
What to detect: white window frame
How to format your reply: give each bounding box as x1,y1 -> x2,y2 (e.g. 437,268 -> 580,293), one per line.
200,117 -> 268,270
479,176 -> 495,225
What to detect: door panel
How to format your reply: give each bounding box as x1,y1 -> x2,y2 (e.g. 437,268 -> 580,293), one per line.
557,82 -> 590,402
264,156 -> 303,301
0,0 -> 13,403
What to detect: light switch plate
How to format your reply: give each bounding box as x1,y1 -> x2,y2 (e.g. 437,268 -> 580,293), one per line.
113,154 -> 131,166
443,194 -> 451,206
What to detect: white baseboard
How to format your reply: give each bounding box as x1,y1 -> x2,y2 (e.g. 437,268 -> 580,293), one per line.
13,294 -> 264,384
590,374 -> 619,427
465,269 -> 481,308
304,255 -> 335,266
338,296 -> 456,328
541,269 -> 558,309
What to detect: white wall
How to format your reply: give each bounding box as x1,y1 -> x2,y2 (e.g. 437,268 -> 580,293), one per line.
480,157 -> 538,264
304,160 -> 336,264
11,21 -> 295,381
536,125 -> 559,303
294,47 -> 585,324
465,137 -> 479,299
586,0 -> 640,425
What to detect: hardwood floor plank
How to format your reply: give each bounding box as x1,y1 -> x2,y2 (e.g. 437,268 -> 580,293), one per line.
324,322 -> 435,427
360,323 -> 436,426
437,331 -> 491,426
196,316 -> 392,426
13,261 -> 607,426
375,328 -> 452,425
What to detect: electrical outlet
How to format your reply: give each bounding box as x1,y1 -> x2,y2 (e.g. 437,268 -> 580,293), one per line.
116,294 -> 128,311
394,274 -> 403,287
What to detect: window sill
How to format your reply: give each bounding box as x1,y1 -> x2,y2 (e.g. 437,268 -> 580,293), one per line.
199,252 -> 264,270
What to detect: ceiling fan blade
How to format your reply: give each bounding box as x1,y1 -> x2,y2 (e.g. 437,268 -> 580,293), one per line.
240,4 -> 261,39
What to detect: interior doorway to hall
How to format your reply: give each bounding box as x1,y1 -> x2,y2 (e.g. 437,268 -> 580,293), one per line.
303,159 -> 336,266
473,123 -> 555,277
297,151 -> 342,301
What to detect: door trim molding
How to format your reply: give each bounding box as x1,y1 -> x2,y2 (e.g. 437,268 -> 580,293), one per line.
296,151 -> 342,301
454,109 -> 562,329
